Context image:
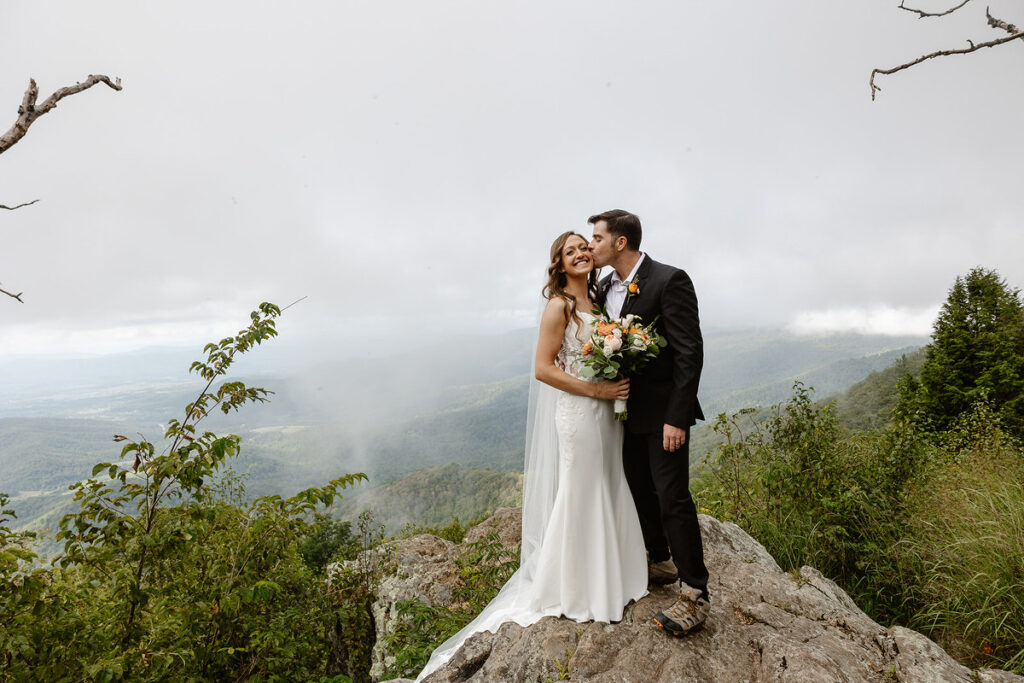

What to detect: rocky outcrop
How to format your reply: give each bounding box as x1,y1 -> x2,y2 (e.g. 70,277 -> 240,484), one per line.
352,507 -> 1021,682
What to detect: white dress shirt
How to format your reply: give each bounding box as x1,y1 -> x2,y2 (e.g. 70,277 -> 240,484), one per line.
605,253 -> 645,319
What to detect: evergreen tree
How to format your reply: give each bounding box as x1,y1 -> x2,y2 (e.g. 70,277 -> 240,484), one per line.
916,267 -> 1024,437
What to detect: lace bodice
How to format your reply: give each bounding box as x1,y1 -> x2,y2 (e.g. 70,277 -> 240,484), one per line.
556,310 -> 597,380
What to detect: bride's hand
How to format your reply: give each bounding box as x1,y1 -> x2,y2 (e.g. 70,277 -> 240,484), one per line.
594,378 -> 629,401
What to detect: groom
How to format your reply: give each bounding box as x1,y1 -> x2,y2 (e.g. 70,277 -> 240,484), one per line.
588,209 -> 711,637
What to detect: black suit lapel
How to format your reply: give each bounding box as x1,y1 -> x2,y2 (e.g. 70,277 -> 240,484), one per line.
597,271 -> 613,312
619,255 -> 654,318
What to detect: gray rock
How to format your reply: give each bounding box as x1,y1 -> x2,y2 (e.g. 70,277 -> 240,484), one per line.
889,626 -> 975,682
978,670 -> 1024,683
463,506 -> 521,550
349,509 -> 1022,683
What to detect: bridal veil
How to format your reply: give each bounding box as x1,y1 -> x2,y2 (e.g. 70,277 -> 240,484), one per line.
415,315 -> 562,680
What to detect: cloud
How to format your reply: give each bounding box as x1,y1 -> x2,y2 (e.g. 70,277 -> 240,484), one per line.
788,305 -> 940,337
0,318 -> 237,357
2,1 -> 1023,359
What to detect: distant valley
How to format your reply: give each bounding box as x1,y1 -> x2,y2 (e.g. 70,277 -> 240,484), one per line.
1,327 -> 925,540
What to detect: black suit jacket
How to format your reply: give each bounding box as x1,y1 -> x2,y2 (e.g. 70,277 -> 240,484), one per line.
599,255 -> 705,434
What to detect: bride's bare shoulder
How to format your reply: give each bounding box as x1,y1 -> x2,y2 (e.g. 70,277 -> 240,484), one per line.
543,296 -> 570,314
540,296 -> 573,323
539,296 -> 571,330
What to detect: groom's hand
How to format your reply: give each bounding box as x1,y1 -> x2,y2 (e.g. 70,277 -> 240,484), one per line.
663,424 -> 687,453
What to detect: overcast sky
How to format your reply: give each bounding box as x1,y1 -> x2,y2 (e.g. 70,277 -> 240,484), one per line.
2,1 -> 1022,359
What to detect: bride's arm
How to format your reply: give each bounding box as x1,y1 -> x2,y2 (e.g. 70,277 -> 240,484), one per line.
535,298 -> 628,401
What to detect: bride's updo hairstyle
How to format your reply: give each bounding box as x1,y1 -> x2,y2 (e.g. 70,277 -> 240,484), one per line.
543,231 -> 599,331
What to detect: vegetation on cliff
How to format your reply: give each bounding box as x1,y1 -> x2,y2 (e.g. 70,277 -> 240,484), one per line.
3,266 -> 1022,679
696,267 -> 1024,673
1,305 -> 367,681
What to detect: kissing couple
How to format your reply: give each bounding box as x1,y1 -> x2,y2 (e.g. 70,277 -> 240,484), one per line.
417,209 -> 710,681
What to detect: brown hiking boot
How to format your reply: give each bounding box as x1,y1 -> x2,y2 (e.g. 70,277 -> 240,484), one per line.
648,559 -> 679,585
653,581 -> 710,637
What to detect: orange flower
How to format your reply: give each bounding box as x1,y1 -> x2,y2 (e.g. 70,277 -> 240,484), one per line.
629,325 -> 642,334
596,322 -> 618,336
582,340 -> 594,356
627,282 -> 639,294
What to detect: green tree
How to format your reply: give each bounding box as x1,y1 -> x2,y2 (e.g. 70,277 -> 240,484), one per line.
914,267 -> 1024,437
0,303 -> 367,681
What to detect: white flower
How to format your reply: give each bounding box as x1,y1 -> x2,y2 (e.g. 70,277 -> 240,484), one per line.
612,328 -> 622,338
622,314 -> 634,328
604,335 -> 622,352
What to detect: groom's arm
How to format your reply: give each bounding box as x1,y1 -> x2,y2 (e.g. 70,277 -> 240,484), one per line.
661,268 -> 703,431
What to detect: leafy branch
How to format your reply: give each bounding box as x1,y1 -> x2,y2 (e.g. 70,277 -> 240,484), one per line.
54,302 -> 367,647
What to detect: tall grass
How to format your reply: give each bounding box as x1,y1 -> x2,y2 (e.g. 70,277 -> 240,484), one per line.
895,433 -> 1024,671
695,390 -> 1024,674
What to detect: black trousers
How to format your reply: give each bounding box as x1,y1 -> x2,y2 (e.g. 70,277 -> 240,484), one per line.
622,429 -> 709,598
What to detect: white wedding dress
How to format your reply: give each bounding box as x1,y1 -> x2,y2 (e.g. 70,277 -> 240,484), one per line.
417,310 -> 647,681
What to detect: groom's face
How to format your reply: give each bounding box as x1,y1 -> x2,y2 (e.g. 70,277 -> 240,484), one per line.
589,221 -> 615,268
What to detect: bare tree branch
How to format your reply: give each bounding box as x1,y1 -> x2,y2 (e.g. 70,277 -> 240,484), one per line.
0,285 -> 24,303
899,0 -> 973,19
870,8 -> 1024,99
0,199 -> 40,210
987,6 -> 1020,34
0,74 -> 122,155
2,75 -> 122,304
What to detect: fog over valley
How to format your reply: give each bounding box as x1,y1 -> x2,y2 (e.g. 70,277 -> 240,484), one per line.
1,325 -> 926,538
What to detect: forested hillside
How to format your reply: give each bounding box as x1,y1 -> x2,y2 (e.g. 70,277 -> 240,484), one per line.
2,328 -> 920,538
333,463 -> 522,534
834,349 -> 926,430
692,268 -> 1024,675
3,266 -> 1022,680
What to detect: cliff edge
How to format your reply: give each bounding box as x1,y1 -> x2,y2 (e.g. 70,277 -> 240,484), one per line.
350,508 -> 1021,682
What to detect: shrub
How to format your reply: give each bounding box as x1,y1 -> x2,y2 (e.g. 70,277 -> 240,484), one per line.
382,532 -> 519,679
0,304 -> 366,682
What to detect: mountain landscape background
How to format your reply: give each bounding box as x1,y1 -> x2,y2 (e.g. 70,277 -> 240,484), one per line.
1,326 -> 925,546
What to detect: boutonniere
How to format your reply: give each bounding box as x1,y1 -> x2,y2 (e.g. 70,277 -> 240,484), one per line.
626,275 -> 640,299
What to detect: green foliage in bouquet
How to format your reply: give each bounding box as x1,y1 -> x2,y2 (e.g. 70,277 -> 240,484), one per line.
577,314 -> 666,381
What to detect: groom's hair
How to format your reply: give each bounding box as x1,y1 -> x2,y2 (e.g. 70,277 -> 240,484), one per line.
588,209 -> 642,251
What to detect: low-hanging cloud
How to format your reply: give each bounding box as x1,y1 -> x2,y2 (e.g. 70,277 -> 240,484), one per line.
788,305 -> 941,337
2,1 -> 1023,359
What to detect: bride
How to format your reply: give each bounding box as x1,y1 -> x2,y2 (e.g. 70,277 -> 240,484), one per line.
416,232 -> 648,680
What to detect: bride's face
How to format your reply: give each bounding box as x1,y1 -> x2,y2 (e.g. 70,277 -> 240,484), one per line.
560,235 -> 594,278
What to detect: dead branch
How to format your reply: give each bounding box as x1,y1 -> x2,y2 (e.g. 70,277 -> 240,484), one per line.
987,6 -> 1020,34
0,199 -> 40,210
870,7 -> 1024,99
899,0 -> 973,19
0,75 -> 122,155
0,285 -> 24,303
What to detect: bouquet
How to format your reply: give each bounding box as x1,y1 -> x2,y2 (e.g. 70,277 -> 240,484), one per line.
578,312 -> 666,420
